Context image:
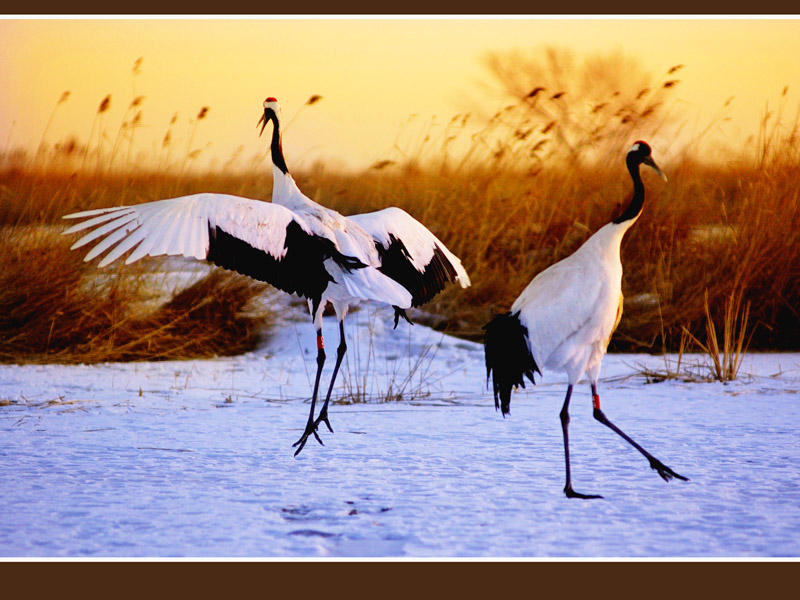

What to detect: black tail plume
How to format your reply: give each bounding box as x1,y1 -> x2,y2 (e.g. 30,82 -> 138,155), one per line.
483,311 -> 540,416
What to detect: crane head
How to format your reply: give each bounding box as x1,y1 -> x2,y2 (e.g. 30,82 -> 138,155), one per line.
628,140 -> 668,182
258,97 -> 282,136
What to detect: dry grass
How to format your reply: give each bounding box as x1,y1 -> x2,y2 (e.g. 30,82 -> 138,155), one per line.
3,119 -> 799,358
303,144 -> 800,355
0,169 -> 271,227
2,52 -> 799,366
629,289 -> 754,383
680,290 -> 753,382
336,306 -> 451,404
0,227 -> 270,364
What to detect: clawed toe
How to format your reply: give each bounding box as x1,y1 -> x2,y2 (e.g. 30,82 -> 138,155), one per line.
292,422 -> 324,456
314,409 -> 334,434
564,485 -> 604,500
650,459 -> 689,482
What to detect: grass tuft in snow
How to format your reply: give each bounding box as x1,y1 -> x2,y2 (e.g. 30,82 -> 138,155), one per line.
632,289 -> 754,383
335,305 -> 454,404
0,226 -> 272,364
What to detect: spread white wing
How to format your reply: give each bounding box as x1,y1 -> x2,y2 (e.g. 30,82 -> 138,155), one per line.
348,206 -> 471,306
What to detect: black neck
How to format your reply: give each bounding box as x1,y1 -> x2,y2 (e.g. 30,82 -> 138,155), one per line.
612,154 -> 645,225
268,111 -> 289,175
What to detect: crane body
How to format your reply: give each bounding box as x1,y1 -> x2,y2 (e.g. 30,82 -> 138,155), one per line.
64,97 -> 470,455
484,141 -> 688,498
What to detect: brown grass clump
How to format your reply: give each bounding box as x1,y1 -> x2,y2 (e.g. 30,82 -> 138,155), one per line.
299,129 -> 800,353
0,227 -> 271,364
0,169 -> 271,227
3,49 -> 799,361
6,137 -> 796,355
682,290 -> 752,382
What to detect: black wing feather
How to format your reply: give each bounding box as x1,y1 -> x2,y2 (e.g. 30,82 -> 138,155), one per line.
206,220 -> 366,304
376,234 -> 459,307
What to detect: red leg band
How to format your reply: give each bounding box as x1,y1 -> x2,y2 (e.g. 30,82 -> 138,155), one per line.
317,335 -> 324,350
592,394 -> 601,410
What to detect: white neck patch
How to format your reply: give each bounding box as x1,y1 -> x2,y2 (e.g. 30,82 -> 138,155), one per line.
264,101 -> 282,127
628,142 -> 641,154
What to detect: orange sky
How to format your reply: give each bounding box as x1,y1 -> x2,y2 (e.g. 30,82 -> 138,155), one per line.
1,17 -> 799,171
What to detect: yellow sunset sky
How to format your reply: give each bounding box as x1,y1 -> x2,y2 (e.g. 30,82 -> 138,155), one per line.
1,16 -> 799,171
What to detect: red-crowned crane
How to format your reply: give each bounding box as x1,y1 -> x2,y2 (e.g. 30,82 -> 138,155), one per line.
483,141 -> 688,499
62,96 -> 471,456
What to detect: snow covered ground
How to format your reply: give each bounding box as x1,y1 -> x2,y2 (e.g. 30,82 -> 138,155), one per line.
2,297 -> 800,558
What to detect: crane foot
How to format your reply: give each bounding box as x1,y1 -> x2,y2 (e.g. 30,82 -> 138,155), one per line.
649,458 -> 689,483
564,484 -> 604,500
313,408 -> 334,434
293,421 -> 324,456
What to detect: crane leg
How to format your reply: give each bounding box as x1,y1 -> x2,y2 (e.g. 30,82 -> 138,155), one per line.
591,384 -> 689,483
293,329 -> 327,456
560,385 -> 603,499
314,320 -> 347,434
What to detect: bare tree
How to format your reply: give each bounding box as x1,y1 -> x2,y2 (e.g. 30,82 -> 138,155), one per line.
475,46 -> 683,167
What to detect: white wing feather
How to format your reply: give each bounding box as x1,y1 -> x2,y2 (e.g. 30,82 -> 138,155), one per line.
513,224 -> 626,378
513,259 -> 600,368
62,193 -> 312,267
348,206 -> 471,287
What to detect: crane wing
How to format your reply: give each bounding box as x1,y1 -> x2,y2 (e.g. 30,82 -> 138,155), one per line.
348,207 -> 471,307
512,256 -> 609,369
62,193 -> 362,301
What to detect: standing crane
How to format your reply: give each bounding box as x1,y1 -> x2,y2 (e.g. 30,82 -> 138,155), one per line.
62,96 -> 470,456
483,141 -> 688,499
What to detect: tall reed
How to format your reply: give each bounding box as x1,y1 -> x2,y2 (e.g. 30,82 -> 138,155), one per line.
2,51 -> 799,358
0,227 -> 271,364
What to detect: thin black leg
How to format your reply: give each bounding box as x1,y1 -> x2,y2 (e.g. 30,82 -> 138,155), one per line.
591,384 -> 689,483
314,320 -> 347,434
293,329 -> 326,456
560,385 -> 603,499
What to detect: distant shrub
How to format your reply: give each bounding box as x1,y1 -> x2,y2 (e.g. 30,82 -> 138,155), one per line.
0,227 -> 271,364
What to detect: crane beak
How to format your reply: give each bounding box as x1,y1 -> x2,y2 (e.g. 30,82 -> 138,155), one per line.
644,156 -> 668,182
257,111 -> 268,137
